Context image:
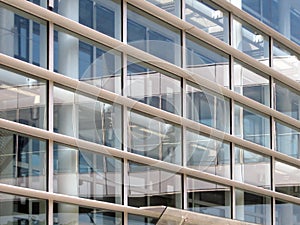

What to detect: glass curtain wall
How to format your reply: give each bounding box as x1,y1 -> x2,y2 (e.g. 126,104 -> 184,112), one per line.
54,0 -> 121,40
230,0 -> 300,45
0,4 -> 47,68
127,5 -> 181,66
0,193 -> 46,225
2,0 -> 300,224
0,67 -> 47,129
54,26 -> 122,94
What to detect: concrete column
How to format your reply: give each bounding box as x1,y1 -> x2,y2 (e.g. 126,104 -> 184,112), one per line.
57,1 -> 80,224
58,0 -> 79,79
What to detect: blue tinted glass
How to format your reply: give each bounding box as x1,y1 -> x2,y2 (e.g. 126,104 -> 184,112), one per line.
27,0 -> 47,7
0,129 -> 47,190
79,41 -> 93,79
291,8 -> 300,45
54,27 -> 121,93
235,104 -> 270,148
232,0 -> 299,46
232,17 -> 269,62
276,200 -> 300,225
0,7 -> 47,67
55,0 -> 121,40
127,5 -> 181,66
275,80 -> 300,120
14,15 -> 29,61
186,82 -> 230,132
79,0 -> 93,27
96,4 -> 115,37
233,60 -> 270,106
275,121 -> 300,159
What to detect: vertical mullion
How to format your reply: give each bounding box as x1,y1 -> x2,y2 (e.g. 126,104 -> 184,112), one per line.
122,2 -> 129,225
270,36 -> 276,225
231,142 -> 235,220
47,20 -> 54,225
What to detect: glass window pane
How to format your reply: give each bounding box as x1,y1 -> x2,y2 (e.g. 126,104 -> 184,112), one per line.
235,189 -> 271,225
127,58 -> 181,115
147,0 -> 181,17
0,129 -> 46,190
275,120 -> 300,159
0,5 -> 47,68
234,104 -> 270,148
54,26 -> 122,94
235,146 -> 271,189
0,193 -> 46,225
186,129 -> 231,178
275,80 -> 300,120
54,0 -> 121,40
128,162 -> 182,208
0,67 -> 47,129
127,5 -> 181,66
229,0 -> 300,46
186,34 -> 229,87
128,110 -> 181,165
232,17 -> 269,63
27,0 -> 47,8
54,202 -> 122,225
273,41 -> 300,81
276,200 -> 300,225
53,86 -> 122,149
275,161 -> 300,198
234,60 -> 270,106
187,176 -> 231,218
185,0 -> 229,43
186,81 -> 230,133
54,143 -> 122,204
128,214 -> 158,225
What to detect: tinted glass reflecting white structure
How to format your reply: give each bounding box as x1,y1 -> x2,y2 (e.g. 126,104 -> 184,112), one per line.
0,0 -> 300,224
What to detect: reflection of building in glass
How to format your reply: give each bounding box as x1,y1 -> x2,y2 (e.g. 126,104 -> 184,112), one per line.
0,0 -> 300,225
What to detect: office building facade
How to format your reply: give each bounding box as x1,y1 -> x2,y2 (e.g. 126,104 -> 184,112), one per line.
0,0 -> 300,224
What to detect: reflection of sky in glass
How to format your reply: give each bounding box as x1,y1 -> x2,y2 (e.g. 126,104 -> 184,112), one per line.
230,0 -> 300,45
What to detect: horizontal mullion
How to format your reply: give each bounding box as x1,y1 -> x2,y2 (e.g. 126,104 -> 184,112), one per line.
125,0 -> 300,93
0,118 -> 300,206
1,53 -> 300,169
4,0 -> 300,98
0,183 -> 161,218
210,0 -> 300,55
2,0 -> 300,129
